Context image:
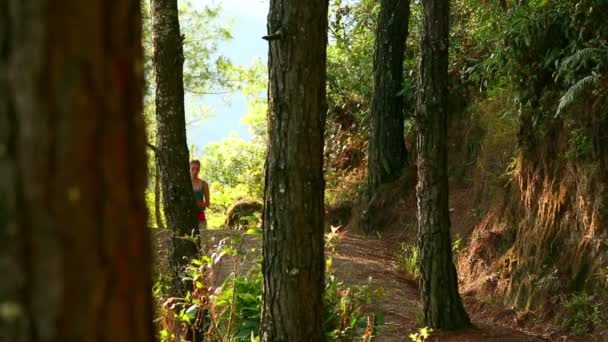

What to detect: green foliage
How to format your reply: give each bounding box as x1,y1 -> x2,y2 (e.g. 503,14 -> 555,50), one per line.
559,292 -> 605,335
240,212 -> 263,232
452,234 -> 463,254
142,0 -> 244,118
326,0 -> 422,125
179,3 -> 233,95
556,74 -> 598,116
564,128 -> 593,161
323,0 -> 373,207
154,233 -> 384,341
555,46 -> 607,116
154,235 -> 255,341
201,135 -> 264,196
324,274 -> 384,341
397,243 -> 420,280
214,269 -> 263,341
558,48 -> 604,79
327,0 -> 376,112
142,0 -> 259,230
195,61 -> 267,228
398,237 -> 462,279
240,60 -> 269,141
463,0 -> 608,121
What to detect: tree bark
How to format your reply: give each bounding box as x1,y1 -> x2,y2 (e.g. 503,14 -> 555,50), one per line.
368,0 -> 410,197
154,159 -> 165,229
260,0 -> 329,340
415,0 -> 470,330
151,0 -> 198,294
0,2 -> 24,338
0,1 -> 156,340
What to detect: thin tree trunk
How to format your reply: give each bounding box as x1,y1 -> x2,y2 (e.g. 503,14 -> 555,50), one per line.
154,158 -> 165,229
0,2 -> 23,338
0,1 -> 156,340
415,0 -> 470,330
368,0 -> 410,197
260,0 -> 329,340
151,0 -> 198,294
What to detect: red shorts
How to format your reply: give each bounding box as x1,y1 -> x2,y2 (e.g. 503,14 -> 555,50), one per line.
197,211 -> 206,222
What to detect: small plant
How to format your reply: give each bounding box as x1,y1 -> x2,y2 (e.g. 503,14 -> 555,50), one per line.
564,128 -> 593,161
397,243 -> 420,279
559,292 -> 604,335
502,155 -> 519,180
537,266 -> 561,295
324,274 -> 384,341
325,225 -> 342,253
213,268 -> 263,340
397,238 -> 463,279
452,234 -> 463,253
409,327 -> 433,342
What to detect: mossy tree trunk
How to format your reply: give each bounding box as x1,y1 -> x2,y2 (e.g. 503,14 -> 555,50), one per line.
0,0 -> 156,340
260,0 -> 329,340
151,0 -> 198,294
415,0 -> 471,330
368,0 -> 410,198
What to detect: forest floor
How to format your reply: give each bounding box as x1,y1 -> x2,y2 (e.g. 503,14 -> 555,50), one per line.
329,229 -> 589,342
156,228 -> 594,341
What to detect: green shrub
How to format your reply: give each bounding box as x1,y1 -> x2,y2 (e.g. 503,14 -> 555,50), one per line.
214,269 -> 263,340
324,273 -> 384,341
559,292 -> 604,335
564,128 -> 593,161
397,243 -> 420,279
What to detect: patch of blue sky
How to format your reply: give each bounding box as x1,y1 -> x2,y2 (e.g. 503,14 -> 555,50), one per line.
186,0 -> 269,151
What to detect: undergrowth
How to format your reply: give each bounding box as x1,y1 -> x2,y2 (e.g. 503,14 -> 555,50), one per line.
397,243 -> 420,280
324,271 -> 384,341
558,289 -> 608,335
154,233 -> 384,341
397,236 -> 462,280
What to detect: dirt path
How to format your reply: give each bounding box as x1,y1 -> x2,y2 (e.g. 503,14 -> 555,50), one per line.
156,229 -> 584,341
330,231 -> 573,342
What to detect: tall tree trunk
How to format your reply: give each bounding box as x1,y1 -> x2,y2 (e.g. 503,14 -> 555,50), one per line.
0,1 -> 156,340
415,0 -> 470,330
0,2 -> 23,338
151,0 -> 198,294
368,0 -> 410,197
260,0 -> 329,340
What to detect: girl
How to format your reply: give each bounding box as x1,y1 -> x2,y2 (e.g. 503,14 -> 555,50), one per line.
190,160 -> 210,238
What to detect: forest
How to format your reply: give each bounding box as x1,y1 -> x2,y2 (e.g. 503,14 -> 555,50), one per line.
1,0 -> 607,341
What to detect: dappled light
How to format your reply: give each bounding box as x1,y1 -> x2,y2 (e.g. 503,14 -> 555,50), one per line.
2,0 -> 607,341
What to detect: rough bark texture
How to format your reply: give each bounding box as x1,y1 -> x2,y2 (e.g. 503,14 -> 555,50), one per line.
0,1 -> 156,341
151,0 -> 198,293
415,0 -> 471,330
260,0 -> 329,340
368,0 -> 410,196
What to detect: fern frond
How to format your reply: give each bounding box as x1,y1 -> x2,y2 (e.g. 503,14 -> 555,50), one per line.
559,48 -> 600,72
555,75 -> 597,116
